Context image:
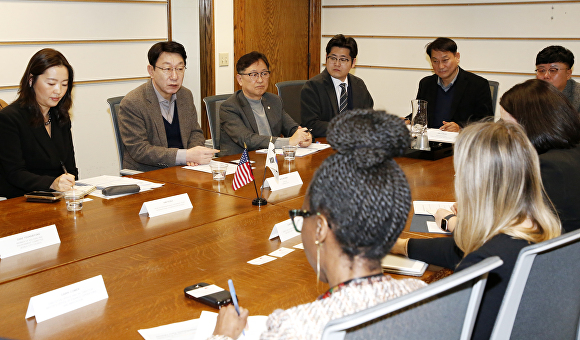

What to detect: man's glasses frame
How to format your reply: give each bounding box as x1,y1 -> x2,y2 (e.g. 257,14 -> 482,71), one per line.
238,71 -> 271,80
535,67 -> 568,76
155,65 -> 187,75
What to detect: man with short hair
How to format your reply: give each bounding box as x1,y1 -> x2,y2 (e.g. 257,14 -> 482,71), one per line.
219,51 -> 311,156
301,34 -> 374,138
118,41 -> 217,172
415,37 -> 493,132
536,45 -> 580,112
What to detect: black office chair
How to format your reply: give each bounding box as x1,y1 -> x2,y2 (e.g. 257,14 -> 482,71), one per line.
489,228 -> 580,340
106,96 -> 143,176
275,80 -> 307,125
321,257 -> 503,340
203,94 -> 231,150
488,80 -> 499,115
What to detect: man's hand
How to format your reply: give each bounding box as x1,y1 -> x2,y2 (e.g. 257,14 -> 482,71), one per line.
186,146 -> 219,165
290,127 -> 311,147
50,173 -> 75,192
440,121 -> 460,132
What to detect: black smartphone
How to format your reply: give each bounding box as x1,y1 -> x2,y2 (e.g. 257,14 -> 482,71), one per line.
25,191 -> 63,203
184,282 -> 233,309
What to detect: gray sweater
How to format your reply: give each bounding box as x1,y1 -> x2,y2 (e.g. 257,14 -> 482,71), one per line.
563,78 -> 580,113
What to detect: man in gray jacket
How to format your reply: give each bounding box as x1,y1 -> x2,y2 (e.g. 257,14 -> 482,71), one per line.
219,51 -> 311,156
119,41 -> 217,172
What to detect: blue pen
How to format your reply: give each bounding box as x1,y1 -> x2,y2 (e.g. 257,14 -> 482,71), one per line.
228,279 -> 245,336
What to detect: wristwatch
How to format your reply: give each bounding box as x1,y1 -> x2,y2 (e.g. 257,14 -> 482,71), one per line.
441,213 -> 456,232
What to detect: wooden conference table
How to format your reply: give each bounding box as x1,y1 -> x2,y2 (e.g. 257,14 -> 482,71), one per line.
0,145 -> 455,340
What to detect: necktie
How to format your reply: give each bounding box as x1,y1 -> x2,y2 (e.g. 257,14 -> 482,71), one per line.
339,83 -> 347,114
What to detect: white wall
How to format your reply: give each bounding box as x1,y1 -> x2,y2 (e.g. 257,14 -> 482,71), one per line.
321,0 -> 580,118
215,0 -> 235,95
0,1 -> 167,178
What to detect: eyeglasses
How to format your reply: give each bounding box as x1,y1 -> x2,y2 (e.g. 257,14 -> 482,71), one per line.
535,67 -> 568,76
327,56 -> 351,65
289,209 -> 319,233
239,71 -> 271,80
155,66 -> 187,75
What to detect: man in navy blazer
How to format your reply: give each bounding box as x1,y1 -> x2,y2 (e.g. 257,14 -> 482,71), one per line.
301,34 -> 374,137
219,51 -> 312,156
415,38 -> 493,132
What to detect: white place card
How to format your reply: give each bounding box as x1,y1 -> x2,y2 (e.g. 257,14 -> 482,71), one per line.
426,221 -> 452,234
413,201 -> 455,215
269,219 -> 301,242
25,275 -> 108,323
139,193 -> 193,218
185,284 -> 224,298
293,243 -> 304,249
269,247 -> 295,257
247,255 -> 276,265
0,225 -> 60,259
263,172 -> 303,191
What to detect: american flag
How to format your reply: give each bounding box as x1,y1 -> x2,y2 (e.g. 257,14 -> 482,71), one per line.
232,149 -> 254,191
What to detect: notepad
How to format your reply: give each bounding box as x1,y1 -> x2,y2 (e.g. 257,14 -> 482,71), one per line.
381,255 -> 428,277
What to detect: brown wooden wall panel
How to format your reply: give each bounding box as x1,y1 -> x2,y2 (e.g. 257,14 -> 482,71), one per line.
199,0 -> 215,138
234,0 -> 311,94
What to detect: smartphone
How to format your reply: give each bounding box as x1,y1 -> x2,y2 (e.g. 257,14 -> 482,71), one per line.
25,191 -> 63,203
184,282 -> 233,309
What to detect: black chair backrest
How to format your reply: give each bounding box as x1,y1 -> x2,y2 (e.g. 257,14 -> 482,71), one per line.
276,80 -> 307,125
203,94 -> 231,150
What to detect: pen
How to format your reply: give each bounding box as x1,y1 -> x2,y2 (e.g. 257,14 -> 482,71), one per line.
60,161 -> 68,174
227,279 -> 244,336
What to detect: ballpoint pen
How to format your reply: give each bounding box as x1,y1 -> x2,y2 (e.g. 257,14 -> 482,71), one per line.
227,279 -> 245,336
60,161 -> 68,174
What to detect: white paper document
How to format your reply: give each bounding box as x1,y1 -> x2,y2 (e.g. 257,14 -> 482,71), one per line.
183,161 -> 236,175
269,247 -> 295,257
193,311 -> 268,340
381,255 -> 428,277
25,275 -> 108,323
293,243 -> 304,249
139,193 -> 193,218
138,319 -> 199,340
427,129 -> 458,144
413,201 -> 455,215
263,172 -> 302,191
426,221 -> 452,234
269,219 -> 301,242
0,225 -> 60,259
247,255 -> 277,265
76,175 -> 164,199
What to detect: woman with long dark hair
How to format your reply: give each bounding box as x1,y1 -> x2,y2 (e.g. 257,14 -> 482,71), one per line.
0,48 -> 78,198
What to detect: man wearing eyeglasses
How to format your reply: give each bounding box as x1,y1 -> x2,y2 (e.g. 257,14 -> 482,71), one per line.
536,45 -> 580,112
414,37 -> 493,132
301,34 -> 374,138
219,51 -> 312,156
118,41 -> 218,172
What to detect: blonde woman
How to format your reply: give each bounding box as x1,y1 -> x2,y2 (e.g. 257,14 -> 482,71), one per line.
392,121 -> 561,340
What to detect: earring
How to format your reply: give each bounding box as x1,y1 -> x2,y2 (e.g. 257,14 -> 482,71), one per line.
315,240 -> 320,283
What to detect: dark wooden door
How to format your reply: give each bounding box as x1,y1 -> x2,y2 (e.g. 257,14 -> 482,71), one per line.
234,0 -> 320,94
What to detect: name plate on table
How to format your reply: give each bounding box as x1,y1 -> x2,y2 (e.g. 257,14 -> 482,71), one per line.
263,171 -> 303,191
25,275 -> 108,323
269,219 -> 301,242
0,225 -> 60,259
139,193 -> 193,218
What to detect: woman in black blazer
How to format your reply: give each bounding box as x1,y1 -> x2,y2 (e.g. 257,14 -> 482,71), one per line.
0,48 -> 78,198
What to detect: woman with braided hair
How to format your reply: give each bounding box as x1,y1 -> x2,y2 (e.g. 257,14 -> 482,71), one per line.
209,109 -> 426,340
